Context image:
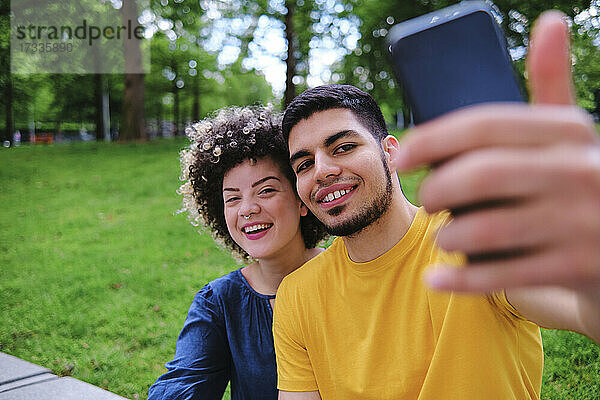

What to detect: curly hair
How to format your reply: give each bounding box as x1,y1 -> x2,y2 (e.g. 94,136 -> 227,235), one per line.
177,105 -> 328,264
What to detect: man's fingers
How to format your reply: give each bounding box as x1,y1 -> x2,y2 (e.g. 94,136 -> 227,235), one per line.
396,105 -> 593,171
425,243 -> 600,292
419,148 -> 542,212
435,200 -> 559,254
418,144 -> 600,213
527,11 -> 576,105
435,195 -> 600,255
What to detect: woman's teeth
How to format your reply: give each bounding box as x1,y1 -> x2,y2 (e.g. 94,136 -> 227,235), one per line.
244,224 -> 271,233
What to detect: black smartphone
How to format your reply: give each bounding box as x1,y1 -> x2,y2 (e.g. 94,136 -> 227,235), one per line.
387,2 -> 527,262
386,1 -> 525,125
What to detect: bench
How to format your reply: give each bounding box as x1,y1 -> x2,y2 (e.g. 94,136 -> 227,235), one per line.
31,134 -> 54,145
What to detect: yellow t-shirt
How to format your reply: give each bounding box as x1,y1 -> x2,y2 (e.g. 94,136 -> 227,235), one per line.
274,208 -> 543,399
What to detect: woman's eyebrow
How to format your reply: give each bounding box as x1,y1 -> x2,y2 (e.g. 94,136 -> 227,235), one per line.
223,176 -> 281,192
251,176 -> 280,188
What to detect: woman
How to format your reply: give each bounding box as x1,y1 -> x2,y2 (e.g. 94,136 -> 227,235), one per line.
148,105 -> 327,400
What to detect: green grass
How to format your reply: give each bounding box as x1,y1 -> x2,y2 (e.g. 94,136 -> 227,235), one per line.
1,138 -> 598,399
0,139 -> 237,398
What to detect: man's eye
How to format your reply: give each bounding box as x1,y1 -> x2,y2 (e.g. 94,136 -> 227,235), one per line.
334,143 -> 356,154
296,160 -> 313,173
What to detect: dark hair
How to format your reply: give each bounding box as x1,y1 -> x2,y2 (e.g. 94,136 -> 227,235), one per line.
282,84 -> 388,143
178,105 -> 328,263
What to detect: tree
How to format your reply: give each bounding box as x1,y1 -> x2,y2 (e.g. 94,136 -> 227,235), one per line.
145,0 -> 214,135
571,5 -> 600,113
0,0 -> 12,143
284,0 -> 297,106
193,0 -> 355,106
120,0 -> 147,141
339,0 -> 594,127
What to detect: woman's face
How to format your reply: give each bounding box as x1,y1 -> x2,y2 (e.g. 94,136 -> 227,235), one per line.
222,157 -> 308,260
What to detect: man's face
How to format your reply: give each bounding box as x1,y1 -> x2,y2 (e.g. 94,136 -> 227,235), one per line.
288,108 -> 393,237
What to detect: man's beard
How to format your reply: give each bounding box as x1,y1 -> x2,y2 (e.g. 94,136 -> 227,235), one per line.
323,154 -> 393,237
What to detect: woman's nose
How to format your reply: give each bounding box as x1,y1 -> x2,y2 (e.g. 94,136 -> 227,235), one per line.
238,198 -> 260,219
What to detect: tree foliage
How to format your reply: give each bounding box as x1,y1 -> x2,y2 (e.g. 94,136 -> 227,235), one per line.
339,0 -> 599,125
3,0 -> 598,143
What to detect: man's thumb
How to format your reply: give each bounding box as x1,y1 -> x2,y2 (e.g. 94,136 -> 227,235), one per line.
526,11 -> 576,105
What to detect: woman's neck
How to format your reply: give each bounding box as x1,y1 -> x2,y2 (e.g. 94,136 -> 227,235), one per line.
242,245 -> 322,296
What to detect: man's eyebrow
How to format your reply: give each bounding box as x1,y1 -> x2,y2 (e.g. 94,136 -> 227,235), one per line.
223,176 -> 280,192
289,130 -> 359,165
324,130 -> 359,147
289,150 -> 311,165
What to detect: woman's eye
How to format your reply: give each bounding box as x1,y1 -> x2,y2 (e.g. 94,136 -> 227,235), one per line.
225,197 -> 240,203
334,143 -> 356,154
259,188 -> 276,195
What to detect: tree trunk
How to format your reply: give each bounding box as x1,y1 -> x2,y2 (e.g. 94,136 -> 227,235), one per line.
94,74 -> 104,141
173,61 -> 181,136
594,88 -> 600,121
173,83 -> 180,136
192,77 -> 200,122
120,73 -> 146,141
1,0 -> 11,143
119,0 -> 147,141
284,0 -> 296,108
158,105 -> 163,137
4,78 -> 13,143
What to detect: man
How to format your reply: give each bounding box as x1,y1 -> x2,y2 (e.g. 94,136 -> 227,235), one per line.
273,11 -> 600,399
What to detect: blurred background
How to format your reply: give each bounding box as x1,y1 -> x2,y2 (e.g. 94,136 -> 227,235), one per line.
1,0 -> 599,145
1,1 -> 600,399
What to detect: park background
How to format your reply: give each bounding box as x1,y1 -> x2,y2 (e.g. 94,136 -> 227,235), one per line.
1,0 -> 600,399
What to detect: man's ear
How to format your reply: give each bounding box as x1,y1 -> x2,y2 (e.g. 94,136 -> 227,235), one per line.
381,135 -> 402,171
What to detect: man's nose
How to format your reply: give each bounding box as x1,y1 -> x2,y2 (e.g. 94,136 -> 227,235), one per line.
314,151 -> 342,183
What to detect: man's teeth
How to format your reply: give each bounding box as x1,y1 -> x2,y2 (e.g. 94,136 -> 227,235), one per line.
244,224 -> 271,233
323,188 -> 351,203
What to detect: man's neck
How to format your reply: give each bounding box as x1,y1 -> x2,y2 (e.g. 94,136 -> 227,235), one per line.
342,197 -> 419,263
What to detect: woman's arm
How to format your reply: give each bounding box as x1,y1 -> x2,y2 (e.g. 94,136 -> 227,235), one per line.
148,285 -> 230,400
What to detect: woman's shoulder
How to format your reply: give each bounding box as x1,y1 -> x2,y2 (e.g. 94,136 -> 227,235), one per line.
194,268 -> 246,304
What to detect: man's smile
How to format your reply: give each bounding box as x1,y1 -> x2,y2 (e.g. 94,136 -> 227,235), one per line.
315,184 -> 357,209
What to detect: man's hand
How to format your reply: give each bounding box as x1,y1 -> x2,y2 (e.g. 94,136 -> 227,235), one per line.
396,11 -> 600,293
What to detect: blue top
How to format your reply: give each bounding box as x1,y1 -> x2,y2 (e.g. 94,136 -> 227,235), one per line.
148,268 -> 277,400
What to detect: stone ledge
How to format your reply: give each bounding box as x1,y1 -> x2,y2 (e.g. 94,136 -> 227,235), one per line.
0,353 -> 128,400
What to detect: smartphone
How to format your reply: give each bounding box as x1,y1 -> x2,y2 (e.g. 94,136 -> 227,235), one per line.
387,2 -> 527,262
386,1 -> 525,125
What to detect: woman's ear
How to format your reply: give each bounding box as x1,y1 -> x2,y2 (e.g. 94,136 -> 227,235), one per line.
300,202 -> 308,217
381,135 -> 402,172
